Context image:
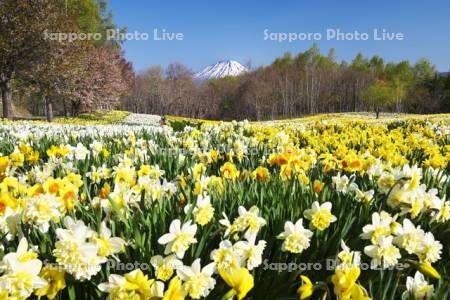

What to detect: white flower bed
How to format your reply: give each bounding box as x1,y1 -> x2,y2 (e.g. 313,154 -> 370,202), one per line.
120,113 -> 161,126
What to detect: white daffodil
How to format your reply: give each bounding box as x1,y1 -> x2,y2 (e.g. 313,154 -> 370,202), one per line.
377,172 -> 396,194
219,212 -> 232,237
229,206 -> 266,241
303,201 -> 337,231
394,219 -> 425,255
161,179 -> 177,196
234,237 -> 266,270
90,141 -> 103,155
277,218 -> 313,254
1,237 -> 38,273
399,165 -> 422,191
193,175 -> 211,195
74,143 -> 90,161
91,222 -> 126,258
402,187 -> 427,218
86,164 -> 111,184
177,259 -> 216,299
366,159 -> 384,179
422,188 -> 442,211
402,272 -> 434,300
418,232 -> 442,264
0,207 -> 21,240
53,216 -> 106,280
184,194 -> 215,226
364,235 -> 401,268
98,274 -> 129,297
338,240 -> 361,267
431,200 -> 450,223
210,240 -> 242,271
354,189 -> 375,204
0,238 -> 47,299
360,211 -> 394,244
150,254 -> 182,281
158,219 -> 197,258
23,193 -> 63,233
332,173 -> 350,193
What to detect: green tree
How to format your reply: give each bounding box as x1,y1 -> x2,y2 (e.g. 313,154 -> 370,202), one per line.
295,43 -> 322,67
60,0 -> 123,48
273,52 -> 293,70
351,53 -> 370,72
362,80 -> 396,118
0,0 -> 64,118
369,55 -> 385,76
61,0 -> 101,34
327,48 -> 337,63
384,61 -> 414,111
414,58 -> 436,83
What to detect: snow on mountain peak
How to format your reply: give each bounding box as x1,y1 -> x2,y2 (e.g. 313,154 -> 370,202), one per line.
194,60 -> 248,82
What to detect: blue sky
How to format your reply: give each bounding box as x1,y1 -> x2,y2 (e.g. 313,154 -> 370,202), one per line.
108,0 -> 450,72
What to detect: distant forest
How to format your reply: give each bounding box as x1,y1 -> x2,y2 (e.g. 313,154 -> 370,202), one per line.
1,1 -> 449,121
123,44 -> 450,120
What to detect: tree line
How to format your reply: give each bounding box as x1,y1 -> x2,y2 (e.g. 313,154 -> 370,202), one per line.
0,0 -> 133,121
1,1 -> 449,121
123,45 -> 450,120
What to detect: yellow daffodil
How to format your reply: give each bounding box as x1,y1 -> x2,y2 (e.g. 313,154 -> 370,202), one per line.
313,180 -> 324,193
418,262 -> 441,280
162,276 -> 186,300
251,166 -> 270,182
297,275 -> 313,299
331,265 -> 368,300
219,266 -> 254,300
220,162 -> 240,180
34,266 -> 66,299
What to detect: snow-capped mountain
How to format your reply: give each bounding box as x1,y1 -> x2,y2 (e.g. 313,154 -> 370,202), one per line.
194,60 -> 248,82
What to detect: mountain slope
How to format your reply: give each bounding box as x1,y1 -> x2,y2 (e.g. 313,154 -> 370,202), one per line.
194,60 -> 248,82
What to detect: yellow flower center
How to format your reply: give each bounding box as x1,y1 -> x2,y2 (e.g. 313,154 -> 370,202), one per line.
285,233 -> 310,254
194,206 -> 214,226
18,251 -> 38,262
172,233 -> 195,253
156,265 -> 174,281
311,209 -> 333,231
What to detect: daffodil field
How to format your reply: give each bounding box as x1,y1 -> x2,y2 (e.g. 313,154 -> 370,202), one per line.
0,114 -> 449,300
